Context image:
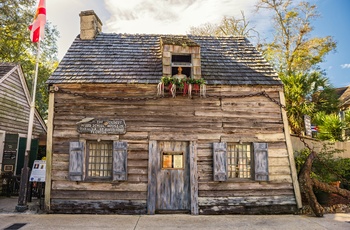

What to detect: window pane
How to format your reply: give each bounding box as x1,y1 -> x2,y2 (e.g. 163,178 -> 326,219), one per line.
227,144 -> 251,179
87,141 -> 113,178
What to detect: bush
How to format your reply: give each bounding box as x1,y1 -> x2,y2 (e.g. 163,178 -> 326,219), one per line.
294,144 -> 349,185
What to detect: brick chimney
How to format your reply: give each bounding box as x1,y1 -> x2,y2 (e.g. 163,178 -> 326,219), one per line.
79,10 -> 103,40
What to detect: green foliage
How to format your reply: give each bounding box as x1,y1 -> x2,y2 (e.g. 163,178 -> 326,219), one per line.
280,72 -> 314,133
161,76 -> 206,86
280,71 -> 342,140
313,112 -> 345,141
312,87 -> 340,114
0,0 -> 59,119
295,144 -> 347,184
345,110 -> 350,125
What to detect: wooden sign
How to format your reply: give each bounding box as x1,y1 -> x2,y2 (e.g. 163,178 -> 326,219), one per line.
77,118 -> 126,134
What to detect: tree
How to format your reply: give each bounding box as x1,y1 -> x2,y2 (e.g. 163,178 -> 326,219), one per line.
188,11 -> 260,41
256,0 -> 347,217
256,0 -> 336,74
0,0 -> 59,119
279,71 -> 336,135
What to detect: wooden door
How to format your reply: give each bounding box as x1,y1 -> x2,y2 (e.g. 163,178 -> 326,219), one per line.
156,141 -> 190,212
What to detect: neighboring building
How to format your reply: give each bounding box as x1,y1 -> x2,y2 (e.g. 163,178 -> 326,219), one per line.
44,10 -> 301,215
335,85 -> 350,140
0,63 -> 47,178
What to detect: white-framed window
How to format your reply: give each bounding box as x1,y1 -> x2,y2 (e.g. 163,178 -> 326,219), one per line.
227,143 -> 251,179
86,140 -> 113,179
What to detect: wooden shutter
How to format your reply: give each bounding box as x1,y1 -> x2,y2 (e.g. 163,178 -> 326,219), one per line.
253,142 -> 269,181
213,142 -> 227,181
112,141 -> 128,181
69,142 -> 84,181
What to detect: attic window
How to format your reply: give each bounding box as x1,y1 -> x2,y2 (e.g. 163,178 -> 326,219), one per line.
172,54 -> 192,77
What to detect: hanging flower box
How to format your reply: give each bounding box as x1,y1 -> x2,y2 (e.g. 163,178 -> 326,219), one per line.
157,76 -> 206,98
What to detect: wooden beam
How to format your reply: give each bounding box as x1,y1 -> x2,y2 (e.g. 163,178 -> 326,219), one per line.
279,91 -> 302,209
190,141 -> 199,215
45,86 -> 55,211
147,140 -> 157,214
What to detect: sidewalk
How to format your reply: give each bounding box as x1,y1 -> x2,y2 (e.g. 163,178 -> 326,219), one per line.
1,197 -> 350,230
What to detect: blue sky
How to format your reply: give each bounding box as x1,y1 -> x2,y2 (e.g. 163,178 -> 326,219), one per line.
311,0 -> 350,88
47,0 -> 349,88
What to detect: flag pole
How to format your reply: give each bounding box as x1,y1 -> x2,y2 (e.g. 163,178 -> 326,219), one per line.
16,40 -> 41,212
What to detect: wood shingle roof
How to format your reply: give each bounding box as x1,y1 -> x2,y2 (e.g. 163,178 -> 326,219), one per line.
47,33 -> 281,85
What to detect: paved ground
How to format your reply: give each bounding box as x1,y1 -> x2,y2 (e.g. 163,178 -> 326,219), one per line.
1,197 -> 350,230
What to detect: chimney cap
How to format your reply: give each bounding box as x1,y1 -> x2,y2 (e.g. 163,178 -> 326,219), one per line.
79,10 -> 103,26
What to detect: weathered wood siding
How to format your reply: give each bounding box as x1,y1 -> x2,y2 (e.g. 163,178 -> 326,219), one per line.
49,83 -> 297,214
0,67 -> 45,137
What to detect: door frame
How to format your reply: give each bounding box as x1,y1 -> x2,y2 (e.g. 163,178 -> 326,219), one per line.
0,130 -> 5,173
147,140 -> 198,215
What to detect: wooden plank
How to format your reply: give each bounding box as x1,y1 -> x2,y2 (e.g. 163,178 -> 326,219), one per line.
112,141 -> 128,181
198,189 -> 295,197
253,143 -> 269,181
50,199 -> 147,214
269,175 -> 293,183
52,181 -> 147,191
198,196 -> 296,206
147,140 -> 157,214
198,182 -> 294,191
213,142 -> 227,181
268,157 -> 290,166
45,86 -> 55,211
279,91 -> 302,209
190,141 -> 198,215
199,204 -> 297,215
51,190 -> 147,200
69,142 -> 84,181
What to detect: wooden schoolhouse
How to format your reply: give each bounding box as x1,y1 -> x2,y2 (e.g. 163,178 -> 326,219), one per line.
45,10 -> 302,214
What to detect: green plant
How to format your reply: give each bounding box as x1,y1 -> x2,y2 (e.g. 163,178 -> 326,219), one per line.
160,76 -> 171,85
313,111 -> 345,141
295,144 -> 346,183
160,76 -> 206,86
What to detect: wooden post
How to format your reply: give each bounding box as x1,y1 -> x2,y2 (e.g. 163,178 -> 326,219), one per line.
190,141 -> 198,215
147,140 -> 157,214
279,91 -> 302,209
44,85 -> 55,211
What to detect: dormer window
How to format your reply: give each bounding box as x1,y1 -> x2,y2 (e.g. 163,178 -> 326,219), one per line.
160,36 -> 201,79
159,36 -> 205,97
172,54 -> 192,77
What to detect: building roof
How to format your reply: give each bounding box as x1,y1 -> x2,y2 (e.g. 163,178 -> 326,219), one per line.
47,33 -> 281,85
336,85 -> 350,108
0,62 -> 47,134
0,63 -> 17,81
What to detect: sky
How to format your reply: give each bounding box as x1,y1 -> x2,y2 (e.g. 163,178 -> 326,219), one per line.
46,0 -> 350,88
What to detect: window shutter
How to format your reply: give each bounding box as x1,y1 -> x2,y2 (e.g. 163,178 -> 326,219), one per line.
112,141 -> 128,181
213,142 -> 227,181
69,142 -> 84,181
253,142 -> 269,181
